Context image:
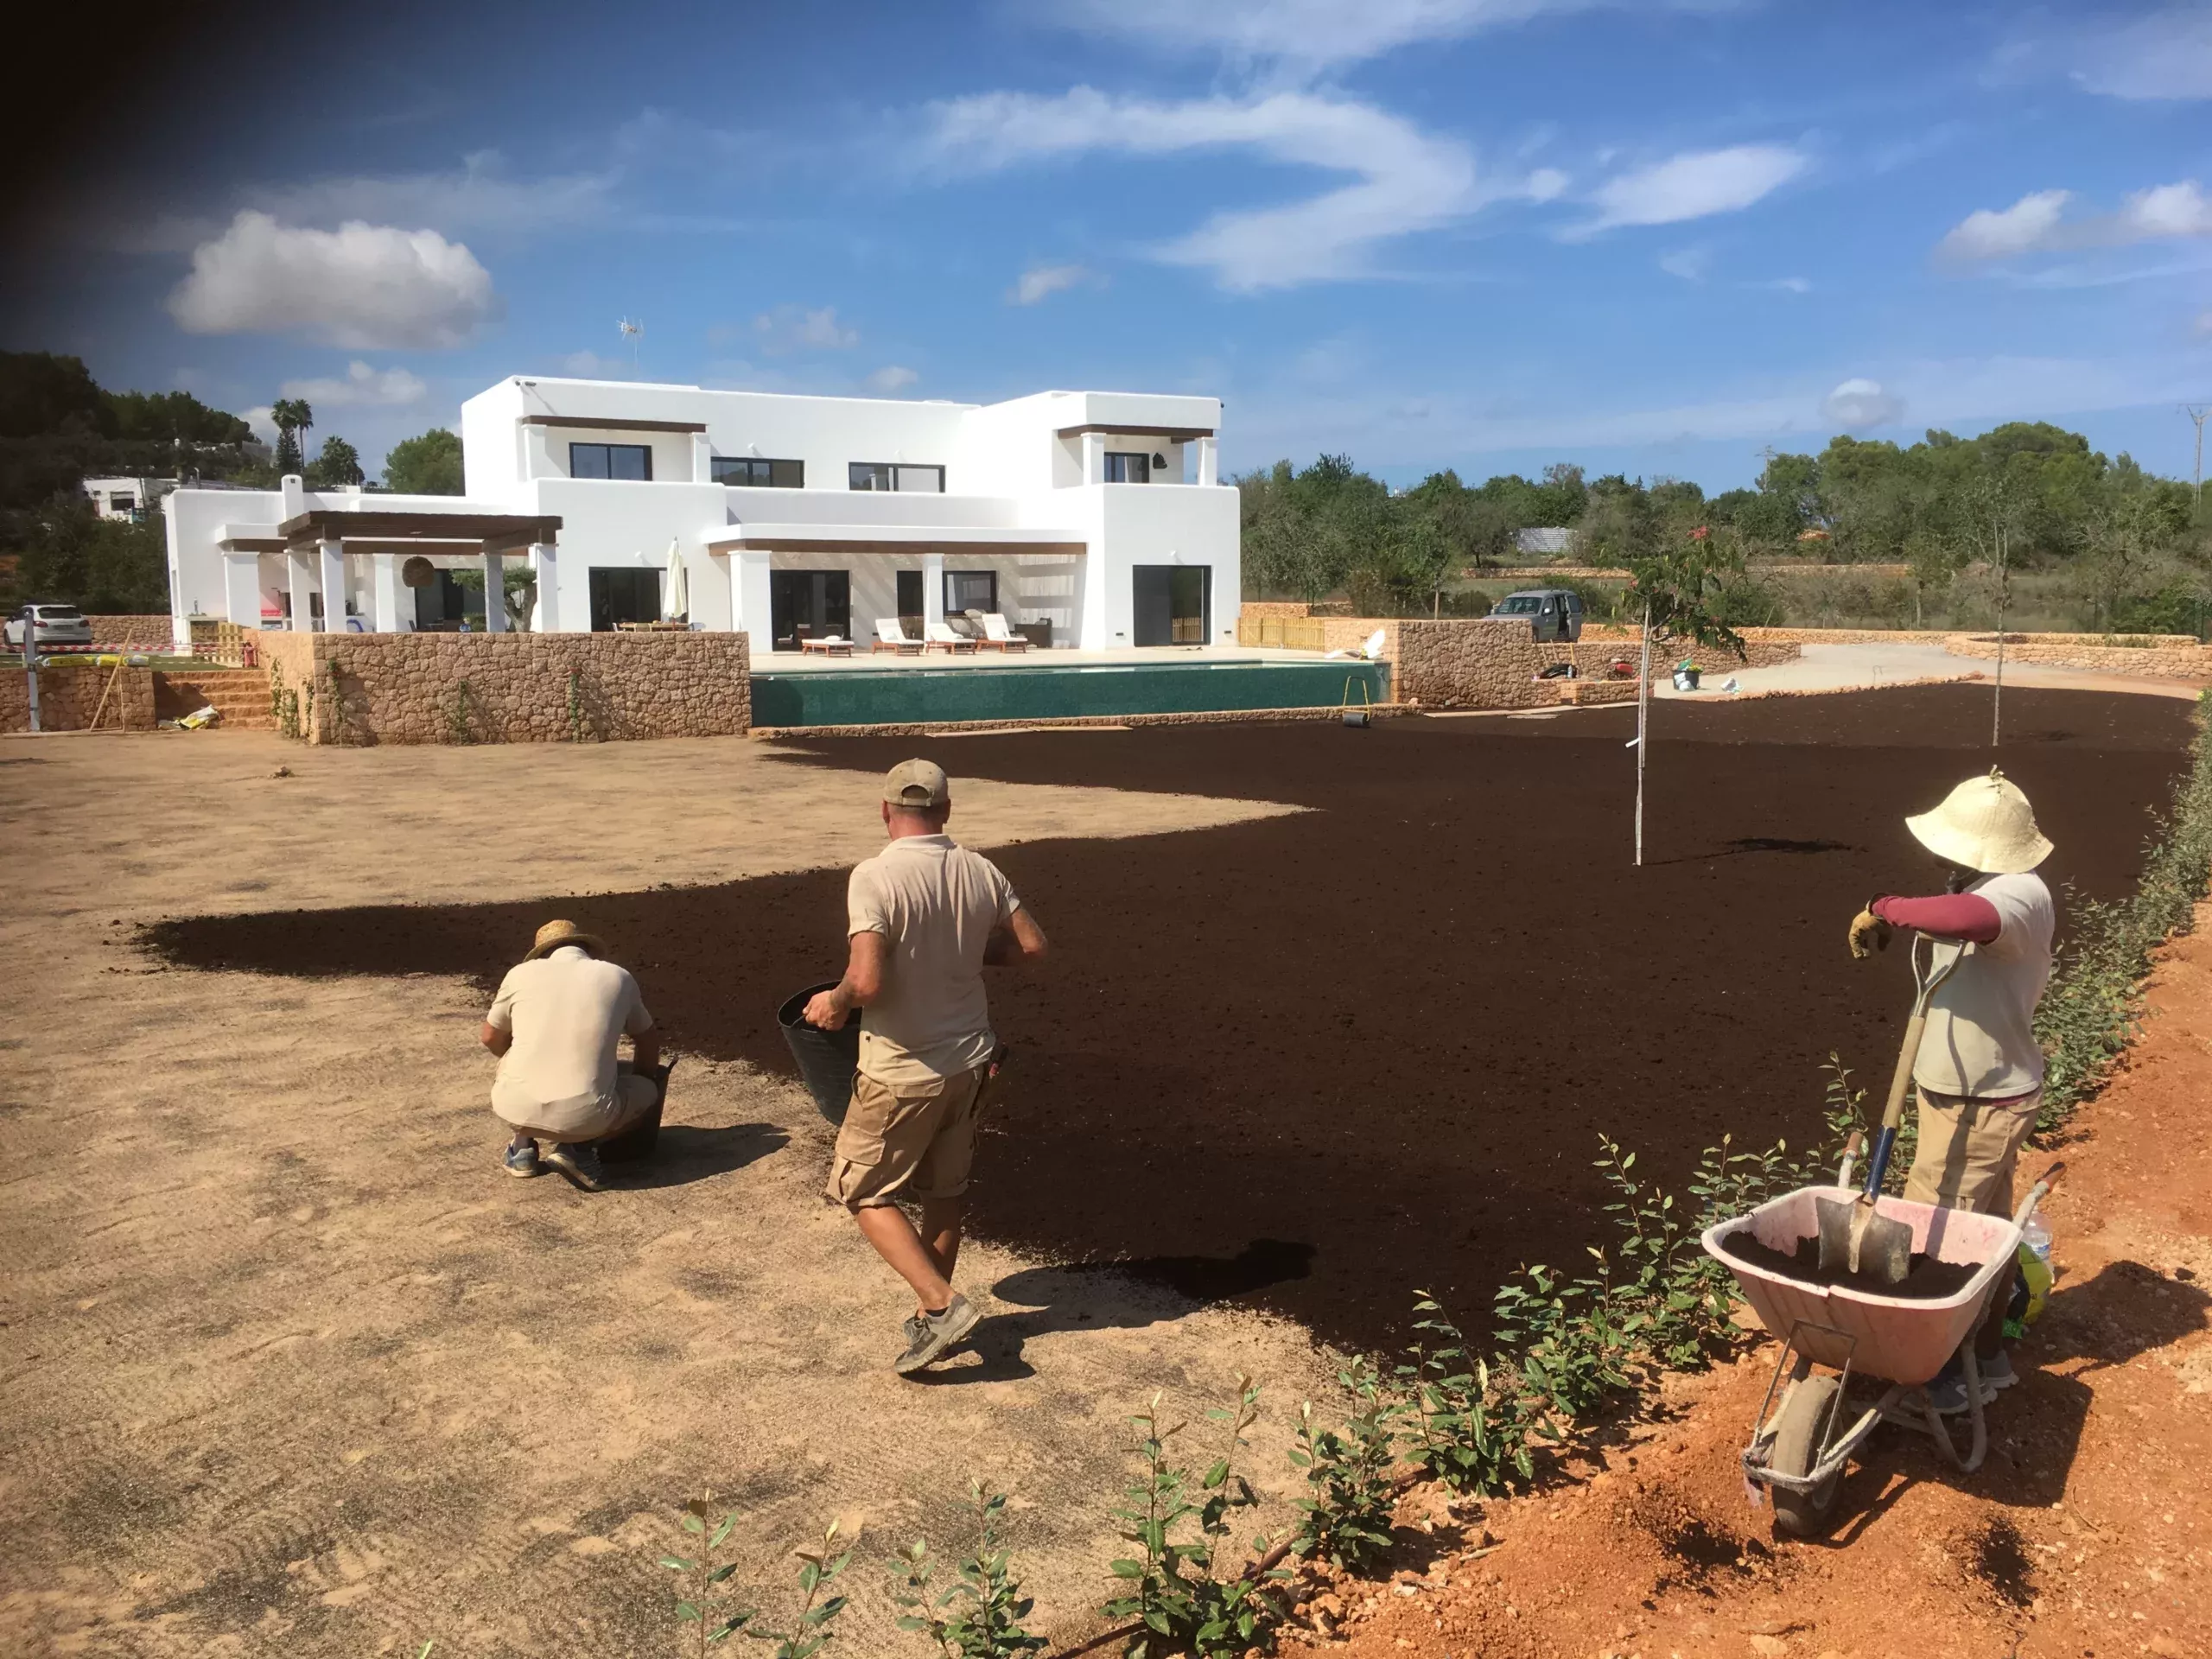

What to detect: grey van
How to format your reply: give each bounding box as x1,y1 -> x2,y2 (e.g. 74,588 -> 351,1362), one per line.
1490,588 -> 1584,642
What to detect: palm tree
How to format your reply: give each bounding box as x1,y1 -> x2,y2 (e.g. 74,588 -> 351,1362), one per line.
270,397 -> 315,474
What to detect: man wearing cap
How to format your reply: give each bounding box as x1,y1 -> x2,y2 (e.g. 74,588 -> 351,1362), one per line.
481,919 -> 662,1192
1847,767 -> 2055,1408
805,759 -> 1049,1375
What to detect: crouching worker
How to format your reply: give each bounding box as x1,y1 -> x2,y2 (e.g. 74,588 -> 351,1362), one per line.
1847,767 -> 2055,1412
482,918 -> 663,1192
806,760 -> 1049,1376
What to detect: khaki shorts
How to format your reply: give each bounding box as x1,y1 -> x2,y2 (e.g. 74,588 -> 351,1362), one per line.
826,1065 -> 988,1210
500,1063 -> 659,1143
1902,1085 -> 2043,1217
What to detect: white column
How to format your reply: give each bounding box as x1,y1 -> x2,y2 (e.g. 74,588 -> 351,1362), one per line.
318,538 -> 346,631
287,549 -> 315,632
371,555 -> 403,632
522,426 -> 553,481
279,474 -> 306,520
223,553 -> 262,627
1081,432 -> 1106,485
733,549 -> 772,650
922,550 -> 945,629
1195,435 -> 1219,487
691,432 -> 714,484
530,543 -> 559,632
480,550 -> 506,632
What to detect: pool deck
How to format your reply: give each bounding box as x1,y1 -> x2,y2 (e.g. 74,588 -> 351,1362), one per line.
752,644 -> 1335,672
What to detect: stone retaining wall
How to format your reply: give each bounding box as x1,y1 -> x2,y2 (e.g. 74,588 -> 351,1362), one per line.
0,663 -> 156,732
1941,634 -> 2212,680
257,632 -> 753,746
84,615 -> 177,649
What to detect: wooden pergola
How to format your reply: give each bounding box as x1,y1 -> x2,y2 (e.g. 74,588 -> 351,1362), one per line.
272,510 -> 565,633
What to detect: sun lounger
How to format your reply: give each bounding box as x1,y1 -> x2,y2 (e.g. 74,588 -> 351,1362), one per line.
873,618 -> 922,654
924,622 -> 977,654
977,613 -> 1030,652
800,635 -> 854,656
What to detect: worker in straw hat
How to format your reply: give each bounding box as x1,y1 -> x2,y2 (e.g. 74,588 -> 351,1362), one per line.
805,759 -> 1050,1376
1847,767 -> 2055,1409
480,919 -> 663,1191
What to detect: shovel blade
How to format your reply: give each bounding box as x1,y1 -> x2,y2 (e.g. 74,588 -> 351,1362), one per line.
1814,1193 -> 1914,1286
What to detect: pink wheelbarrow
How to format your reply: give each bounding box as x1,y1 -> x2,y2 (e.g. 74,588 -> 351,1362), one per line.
1699,1145 -> 2062,1537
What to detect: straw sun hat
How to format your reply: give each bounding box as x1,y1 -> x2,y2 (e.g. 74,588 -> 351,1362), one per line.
527,918 -> 604,960
1905,768 -> 2053,874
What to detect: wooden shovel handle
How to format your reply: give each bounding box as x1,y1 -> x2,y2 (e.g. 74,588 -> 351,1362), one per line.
1879,1010 -> 1929,1132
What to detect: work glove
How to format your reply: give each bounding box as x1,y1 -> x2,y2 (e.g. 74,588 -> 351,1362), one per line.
1847,903 -> 1892,960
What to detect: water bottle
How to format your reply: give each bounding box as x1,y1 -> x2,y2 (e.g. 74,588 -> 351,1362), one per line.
2022,1214 -> 2053,1267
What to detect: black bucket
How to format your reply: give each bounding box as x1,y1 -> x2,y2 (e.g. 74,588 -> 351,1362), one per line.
600,1058 -> 675,1164
779,982 -> 860,1124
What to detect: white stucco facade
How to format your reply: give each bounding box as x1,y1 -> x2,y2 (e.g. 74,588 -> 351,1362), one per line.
162,377 -> 1239,652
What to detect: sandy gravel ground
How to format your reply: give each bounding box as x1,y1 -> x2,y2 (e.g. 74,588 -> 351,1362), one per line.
0,729 -> 1332,1657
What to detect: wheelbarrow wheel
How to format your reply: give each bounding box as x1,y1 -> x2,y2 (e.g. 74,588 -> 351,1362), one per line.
1769,1375 -> 1842,1538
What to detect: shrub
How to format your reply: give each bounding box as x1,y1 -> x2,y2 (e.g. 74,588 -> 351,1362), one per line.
893,1481 -> 1046,1659
1393,1294 -> 1533,1496
1288,1358 -> 1401,1573
658,1503 -> 851,1659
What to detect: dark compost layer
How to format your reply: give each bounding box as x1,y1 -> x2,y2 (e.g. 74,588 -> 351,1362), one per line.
145,686 -> 2195,1351
1713,1232 -> 1982,1300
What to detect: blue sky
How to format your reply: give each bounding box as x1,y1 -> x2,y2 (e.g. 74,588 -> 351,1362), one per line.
10,0 -> 2212,492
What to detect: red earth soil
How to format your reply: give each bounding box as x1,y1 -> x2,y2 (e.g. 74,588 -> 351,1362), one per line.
1306,893 -> 2212,1659
144,686 -> 2196,1357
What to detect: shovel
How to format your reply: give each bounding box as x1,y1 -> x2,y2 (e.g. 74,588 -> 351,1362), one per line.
1818,933 -> 1965,1284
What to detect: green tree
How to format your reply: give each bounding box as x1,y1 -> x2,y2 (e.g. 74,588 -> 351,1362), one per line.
308,435 -> 364,487
270,397 -> 314,474
10,495 -> 170,612
0,352 -> 105,437
384,428 -> 465,495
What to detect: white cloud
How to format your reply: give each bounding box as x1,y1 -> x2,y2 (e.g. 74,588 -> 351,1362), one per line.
1009,262 -> 1093,304
868,365 -> 919,392
1936,180 -> 2212,263
1657,246 -> 1710,281
753,305 -> 860,353
1043,0 -> 1738,72
1763,275 -> 1812,294
925,86 -> 1559,289
2068,7 -> 2212,100
242,405 -> 276,444
276,360 -> 428,409
168,212 -> 497,348
1821,378 -> 1904,430
1574,144 -> 1807,235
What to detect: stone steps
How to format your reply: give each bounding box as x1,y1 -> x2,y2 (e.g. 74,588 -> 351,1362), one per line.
154,670 -> 275,729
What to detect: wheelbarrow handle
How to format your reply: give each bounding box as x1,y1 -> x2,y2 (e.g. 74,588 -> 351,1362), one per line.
1835,1128 -> 1864,1188
2010,1160 -> 2065,1228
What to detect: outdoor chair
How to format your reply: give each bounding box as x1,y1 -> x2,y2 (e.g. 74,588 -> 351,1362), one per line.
977,613 -> 1030,652
874,618 -> 923,654
924,622 -> 977,654
800,634 -> 855,657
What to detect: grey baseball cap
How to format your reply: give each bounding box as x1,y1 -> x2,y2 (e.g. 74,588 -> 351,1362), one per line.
884,758 -> 950,808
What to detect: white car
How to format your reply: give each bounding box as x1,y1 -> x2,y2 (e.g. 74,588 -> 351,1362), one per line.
4,605 -> 95,650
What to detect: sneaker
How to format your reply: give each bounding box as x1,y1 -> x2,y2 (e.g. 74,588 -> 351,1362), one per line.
1982,1351 -> 2018,1390
504,1141 -> 543,1179
893,1294 -> 981,1376
543,1142 -> 607,1192
1927,1363 -> 2000,1415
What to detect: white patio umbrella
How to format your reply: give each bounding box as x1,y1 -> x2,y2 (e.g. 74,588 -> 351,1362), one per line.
662,539 -> 688,621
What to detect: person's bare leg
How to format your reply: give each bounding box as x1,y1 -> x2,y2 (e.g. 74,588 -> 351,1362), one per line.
920,1197 -> 966,1286
854,1205 -> 954,1312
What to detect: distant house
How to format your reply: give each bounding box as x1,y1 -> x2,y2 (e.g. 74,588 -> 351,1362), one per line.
82,477 -> 175,523
1515,527 -> 1574,557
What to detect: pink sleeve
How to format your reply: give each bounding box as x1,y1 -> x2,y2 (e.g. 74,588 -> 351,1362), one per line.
1872,892 -> 2002,944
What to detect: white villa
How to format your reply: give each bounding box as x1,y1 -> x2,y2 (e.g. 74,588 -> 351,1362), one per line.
162,376 -> 1240,653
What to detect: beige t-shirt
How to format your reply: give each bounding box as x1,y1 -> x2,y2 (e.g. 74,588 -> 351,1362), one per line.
848,834 -> 1020,1086
1914,872 -> 2055,1098
485,946 -> 654,1133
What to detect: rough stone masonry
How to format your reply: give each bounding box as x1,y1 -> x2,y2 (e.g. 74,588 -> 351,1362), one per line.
257,631 -> 753,746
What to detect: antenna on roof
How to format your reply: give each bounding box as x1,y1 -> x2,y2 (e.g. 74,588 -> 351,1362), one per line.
618,317 -> 644,374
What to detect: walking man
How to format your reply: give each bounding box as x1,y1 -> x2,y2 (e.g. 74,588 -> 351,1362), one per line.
806,760 -> 1048,1375
482,918 -> 663,1192
1848,767 -> 2055,1408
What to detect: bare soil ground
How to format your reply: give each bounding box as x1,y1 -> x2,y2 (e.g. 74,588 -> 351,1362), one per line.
1320,896 -> 2212,1659
0,731 -> 1330,1657
146,688 -> 2193,1351
2,686 -> 2203,1659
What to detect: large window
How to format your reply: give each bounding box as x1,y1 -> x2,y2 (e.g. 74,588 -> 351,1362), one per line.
849,462 -> 944,493
944,570 -> 997,616
588,568 -> 663,631
713,456 -> 804,487
1103,451 -> 1152,483
570,442 -> 652,480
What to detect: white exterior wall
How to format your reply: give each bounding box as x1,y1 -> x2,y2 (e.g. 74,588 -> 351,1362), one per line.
167,376 -> 1238,652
